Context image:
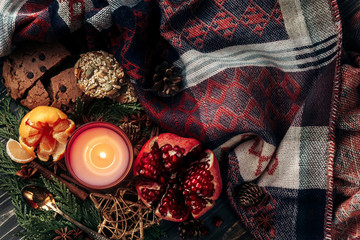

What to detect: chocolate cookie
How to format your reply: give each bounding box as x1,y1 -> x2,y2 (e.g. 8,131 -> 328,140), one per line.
2,42 -> 86,113
49,67 -> 87,113
3,42 -> 70,100
20,81 -> 50,109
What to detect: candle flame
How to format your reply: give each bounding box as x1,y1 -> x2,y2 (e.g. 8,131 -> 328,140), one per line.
99,152 -> 107,159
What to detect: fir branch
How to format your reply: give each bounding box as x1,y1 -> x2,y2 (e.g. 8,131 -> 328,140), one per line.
41,176 -> 100,229
70,98 -> 143,124
81,199 -> 102,229
41,176 -> 81,223
70,97 -> 85,124
12,195 -> 64,240
0,142 -> 21,178
0,95 -> 28,141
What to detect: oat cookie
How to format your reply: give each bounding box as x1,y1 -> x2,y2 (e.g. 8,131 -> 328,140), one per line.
74,51 -> 127,99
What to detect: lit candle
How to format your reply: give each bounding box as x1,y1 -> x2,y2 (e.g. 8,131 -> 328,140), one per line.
65,122 -> 133,190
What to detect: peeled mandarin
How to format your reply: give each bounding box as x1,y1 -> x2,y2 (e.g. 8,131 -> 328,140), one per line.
18,106 -> 75,162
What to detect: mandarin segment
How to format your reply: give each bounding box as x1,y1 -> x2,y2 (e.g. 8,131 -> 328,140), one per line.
53,132 -> 71,144
52,142 -> 67,162
53,119 -> 75,135
53,119 -> 71,132
39,133 -> 56,154
6,139 -> 36,163
18,106 -> 75,162
37,151 -> 51,162
19,136 -> 36,154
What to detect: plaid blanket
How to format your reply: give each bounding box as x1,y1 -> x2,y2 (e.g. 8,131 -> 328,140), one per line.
0,0 -> 353,239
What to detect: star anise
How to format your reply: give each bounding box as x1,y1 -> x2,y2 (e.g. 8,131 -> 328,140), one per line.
15,165 -> 37,180
255,212 -> 274,231
71,228 -> 83,239
49,159 -> 67,175
54,227 -> 73,240
130,112 -> 147,128
120,115 -> 131,124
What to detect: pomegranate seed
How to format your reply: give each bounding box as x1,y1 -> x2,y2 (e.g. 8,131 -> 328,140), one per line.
141,156 -> 149,163
147,153 -> 154,160
153,152 -> 161,161
159,176 -> 166,184
163,152 -> 170,160
165,162 -> 171,169
201,190 -> 208,196
171,155 -> 178,163
161,144 -> 172,153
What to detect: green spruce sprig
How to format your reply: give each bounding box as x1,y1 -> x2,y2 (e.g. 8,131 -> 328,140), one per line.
71,97 -> 143,125
41,176 -> 100,229
0,95 -> 27,192
0,93 -> 28,141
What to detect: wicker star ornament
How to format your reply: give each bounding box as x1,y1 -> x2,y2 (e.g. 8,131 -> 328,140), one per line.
90,184 -> 160,239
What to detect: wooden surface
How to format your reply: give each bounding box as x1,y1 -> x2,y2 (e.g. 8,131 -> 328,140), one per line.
0,190 -> 24,240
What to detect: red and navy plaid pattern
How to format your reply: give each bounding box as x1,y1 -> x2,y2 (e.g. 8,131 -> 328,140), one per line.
0,0 -> 350,239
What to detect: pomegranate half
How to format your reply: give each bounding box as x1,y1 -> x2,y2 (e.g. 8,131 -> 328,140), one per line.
133,133 -> 222,222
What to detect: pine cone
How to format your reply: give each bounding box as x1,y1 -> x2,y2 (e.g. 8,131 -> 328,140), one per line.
235,182 -> 268,207
152,61 -> 183,97
178,218 -> 209,239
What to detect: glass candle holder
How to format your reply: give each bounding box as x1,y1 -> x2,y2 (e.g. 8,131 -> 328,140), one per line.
65,122 -> 133,190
